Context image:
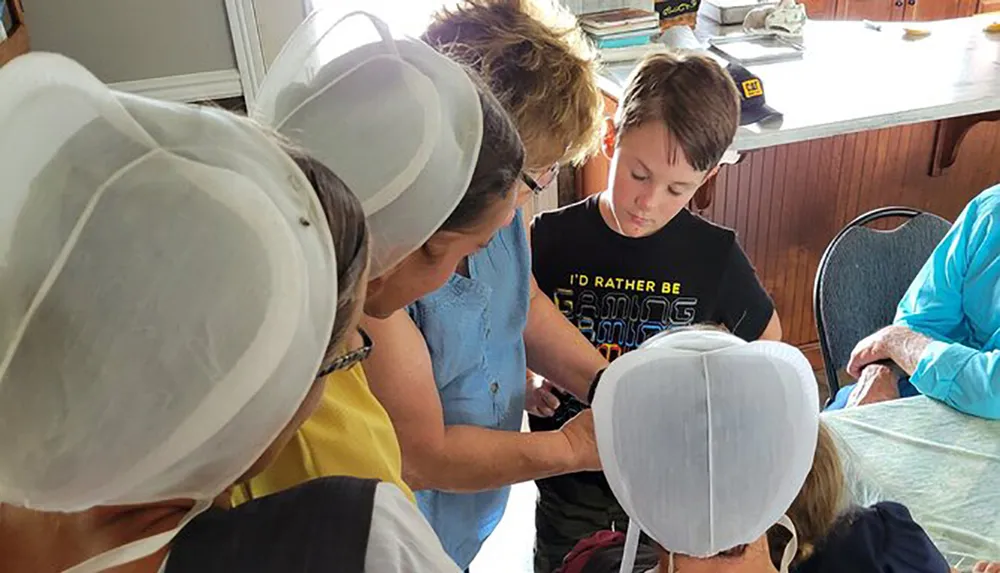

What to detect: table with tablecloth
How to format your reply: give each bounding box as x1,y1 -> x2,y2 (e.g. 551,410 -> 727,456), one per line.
823,396 -> 1000,568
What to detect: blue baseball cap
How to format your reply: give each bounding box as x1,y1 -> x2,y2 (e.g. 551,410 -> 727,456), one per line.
726,62 -> 782,126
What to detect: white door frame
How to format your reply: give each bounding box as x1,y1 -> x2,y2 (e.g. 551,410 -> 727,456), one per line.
224,0 -> 268,108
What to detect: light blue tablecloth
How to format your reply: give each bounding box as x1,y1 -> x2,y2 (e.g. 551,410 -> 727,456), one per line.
823,396 -> 1000,568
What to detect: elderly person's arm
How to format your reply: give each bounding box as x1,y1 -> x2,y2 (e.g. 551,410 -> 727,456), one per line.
361,310 -> 600,492
847,193 -> 1000,419
848,325 -> 1000,418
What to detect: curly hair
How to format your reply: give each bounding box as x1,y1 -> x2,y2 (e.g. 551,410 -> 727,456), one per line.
423,0 -> 603,169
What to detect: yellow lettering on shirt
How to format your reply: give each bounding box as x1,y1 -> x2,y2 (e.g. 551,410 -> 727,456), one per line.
566,275 -> 682,295
662,282 -> 681,295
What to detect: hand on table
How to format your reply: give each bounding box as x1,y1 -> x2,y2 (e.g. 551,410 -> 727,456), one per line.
846,363 -> 900,407
525,373 -> 561,418
560,409 -> 601,472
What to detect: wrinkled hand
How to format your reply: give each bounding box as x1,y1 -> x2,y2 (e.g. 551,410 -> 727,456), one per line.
847,326 -> 902,378
847,364 -> 900,407
560,409 -> 601,472
525,373 -> 561,418
973,561 -> 1000,573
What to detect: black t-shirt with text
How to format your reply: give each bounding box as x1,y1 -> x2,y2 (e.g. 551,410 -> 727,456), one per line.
529,194 -> 774,491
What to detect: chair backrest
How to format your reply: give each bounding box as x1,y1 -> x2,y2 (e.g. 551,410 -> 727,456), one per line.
814,207 -> 951,402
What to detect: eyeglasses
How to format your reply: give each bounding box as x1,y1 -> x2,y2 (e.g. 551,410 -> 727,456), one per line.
317,327 -> 373,378
521,164 -> 560,195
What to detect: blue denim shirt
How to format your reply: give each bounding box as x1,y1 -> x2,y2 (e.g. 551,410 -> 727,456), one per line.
408,209 -> 531,568
895,185 -> 1000,419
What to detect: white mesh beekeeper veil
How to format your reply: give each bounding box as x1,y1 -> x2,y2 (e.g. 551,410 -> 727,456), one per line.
592,329 -> 820,573
0,53 -> 337,571
253,8 -> 482,278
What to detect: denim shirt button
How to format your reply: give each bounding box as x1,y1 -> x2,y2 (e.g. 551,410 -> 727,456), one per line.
489,381 -> 500,394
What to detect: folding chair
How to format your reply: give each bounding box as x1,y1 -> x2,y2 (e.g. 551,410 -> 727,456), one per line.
813,207 -> 951,406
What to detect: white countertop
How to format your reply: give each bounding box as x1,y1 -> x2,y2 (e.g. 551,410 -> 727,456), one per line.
598,14 -> 1000,151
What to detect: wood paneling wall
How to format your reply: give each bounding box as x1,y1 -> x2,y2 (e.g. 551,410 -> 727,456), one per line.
575,115 -> 1000,367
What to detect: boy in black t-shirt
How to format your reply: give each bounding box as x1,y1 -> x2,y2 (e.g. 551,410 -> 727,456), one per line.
529,52 -> 782,572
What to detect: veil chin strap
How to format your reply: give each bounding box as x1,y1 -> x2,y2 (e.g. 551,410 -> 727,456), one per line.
776,514 -> 799,573
61,498 -> 212,573
618,522 -> 642,573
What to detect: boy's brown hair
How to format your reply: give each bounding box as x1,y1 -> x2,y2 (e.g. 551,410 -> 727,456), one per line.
423,0 -> 603,169
616,51 -> 740,172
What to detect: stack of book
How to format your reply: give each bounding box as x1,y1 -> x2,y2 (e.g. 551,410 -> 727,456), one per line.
579,8 -> 665,62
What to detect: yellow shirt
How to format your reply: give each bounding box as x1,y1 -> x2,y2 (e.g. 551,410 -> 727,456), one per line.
232,363 -> 414,505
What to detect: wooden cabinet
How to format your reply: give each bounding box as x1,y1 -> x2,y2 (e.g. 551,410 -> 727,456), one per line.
800,0 -> 839,19
980,0 -> 1000,13
836,0 -> 903,20
834,0 -> 975,20
905,0 -> 978,20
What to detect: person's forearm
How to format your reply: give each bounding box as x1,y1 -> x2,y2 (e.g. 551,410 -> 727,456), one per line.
879,324 -> 1000,418
883,326 -> 933,375
758,311 -> 782,341
402,425 -> 576,493
523,288 -> 607,402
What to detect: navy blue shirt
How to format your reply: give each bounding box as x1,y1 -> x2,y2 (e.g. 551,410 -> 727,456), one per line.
794,502 -> 950,573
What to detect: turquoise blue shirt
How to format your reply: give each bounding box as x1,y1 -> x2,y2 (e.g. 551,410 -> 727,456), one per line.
407,209 -> 531,569
895,185 -> 1000,419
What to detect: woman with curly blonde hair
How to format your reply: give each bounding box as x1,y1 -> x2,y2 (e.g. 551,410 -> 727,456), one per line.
424,0 -> 604,170
360,1 -> 612,569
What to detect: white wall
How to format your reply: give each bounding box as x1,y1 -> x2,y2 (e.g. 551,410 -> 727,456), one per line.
253,0 -> 307,66
23,0 -> 237,83
252,0 -> 450,64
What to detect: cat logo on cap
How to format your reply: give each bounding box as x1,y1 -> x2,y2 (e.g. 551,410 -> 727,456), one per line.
725,62 -> 781,126
741,78 -> 763,99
